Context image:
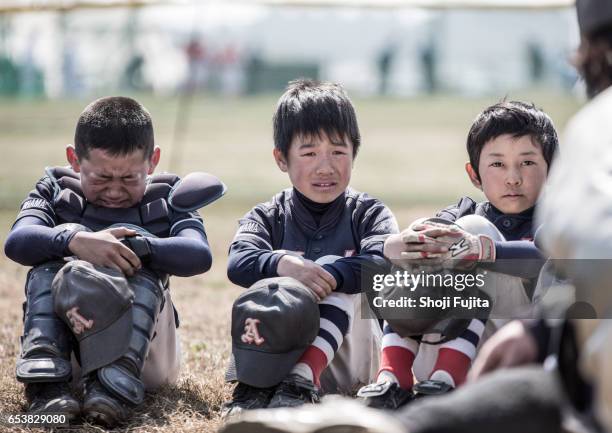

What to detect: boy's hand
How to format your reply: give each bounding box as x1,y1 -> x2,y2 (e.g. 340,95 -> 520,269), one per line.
468,320 -> 538,381
391,220 -> 496,271
430,228 -> 496,270
277,254 -> 336,301
68,227 -> 142,276
384,223 -> 453,269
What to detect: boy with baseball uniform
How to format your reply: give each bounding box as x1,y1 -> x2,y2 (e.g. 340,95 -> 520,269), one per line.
359,101 -> 559,408
4,96 -> 225,427
223,79 -> 398,416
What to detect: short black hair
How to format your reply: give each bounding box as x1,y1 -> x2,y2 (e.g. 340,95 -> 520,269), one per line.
74,96 -> 154,160
466,101 -> 558,180
273,79 -> 361,159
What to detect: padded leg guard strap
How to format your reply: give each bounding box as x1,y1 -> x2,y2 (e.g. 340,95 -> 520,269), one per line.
16,262 -> 73,383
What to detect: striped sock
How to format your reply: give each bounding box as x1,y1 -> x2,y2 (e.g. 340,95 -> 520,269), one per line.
429,318 -> 486,387
292,304 -> 349,386
377,323 -> 419,390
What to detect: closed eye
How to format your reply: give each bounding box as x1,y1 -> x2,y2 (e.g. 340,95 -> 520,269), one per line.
91,177 -> 110,184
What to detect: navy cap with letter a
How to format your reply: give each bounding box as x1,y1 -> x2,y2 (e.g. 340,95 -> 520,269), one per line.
225,277 -> 319,388
52,260 -> 134,376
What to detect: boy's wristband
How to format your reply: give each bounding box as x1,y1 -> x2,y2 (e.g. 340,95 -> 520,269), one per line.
56,223 -> 90,257
122,235 -> 152,264
478,235 -> 496,262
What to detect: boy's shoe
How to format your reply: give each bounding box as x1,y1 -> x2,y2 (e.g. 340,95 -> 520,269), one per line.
219,395 -> 406,433
267,374 -> 320,409
412,379 -> 453,398
82,375 -> 131,428
24,382 -> 80,420
357,381 -> 415,410
222,382 -> 276,420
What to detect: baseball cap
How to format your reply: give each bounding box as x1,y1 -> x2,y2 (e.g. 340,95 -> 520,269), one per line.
577,0 -> 612,34
52,260 -> 134,375
225,277 -> 320,388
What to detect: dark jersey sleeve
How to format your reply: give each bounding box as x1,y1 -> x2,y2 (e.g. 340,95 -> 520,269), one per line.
227,204 -> 284,288
145,207 -> 211,276
4,176 -> 78,265
4,216 -> 79,266
14,175 -> 58,227
435,196 -> 478,222
147,226 -> 212,277
323,197 -> 399,294
483,241 -> 545,278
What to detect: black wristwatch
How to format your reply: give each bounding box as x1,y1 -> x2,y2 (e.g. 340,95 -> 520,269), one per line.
122,235 -> 152,265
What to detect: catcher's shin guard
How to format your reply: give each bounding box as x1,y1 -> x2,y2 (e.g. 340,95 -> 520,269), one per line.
16,262 -> 73,383
97,270 -> 164,406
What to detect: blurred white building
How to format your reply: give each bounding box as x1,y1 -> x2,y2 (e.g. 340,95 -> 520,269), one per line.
1,3 -> 579,97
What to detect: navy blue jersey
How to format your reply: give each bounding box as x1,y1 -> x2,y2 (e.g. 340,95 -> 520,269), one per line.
227,187 -> 398,294
436,196 -> 536,241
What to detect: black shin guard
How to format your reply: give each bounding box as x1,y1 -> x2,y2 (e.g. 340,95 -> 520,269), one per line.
97,271 -> 164,405
16,262 -> 73,383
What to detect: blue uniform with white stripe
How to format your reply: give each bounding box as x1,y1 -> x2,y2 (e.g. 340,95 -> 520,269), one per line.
228,186 -> 398,391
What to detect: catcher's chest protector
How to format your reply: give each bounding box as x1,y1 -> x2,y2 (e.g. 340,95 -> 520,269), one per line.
47,167 -> 185,237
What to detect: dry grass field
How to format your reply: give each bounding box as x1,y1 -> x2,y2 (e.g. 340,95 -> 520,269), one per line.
0,92 -> 581,432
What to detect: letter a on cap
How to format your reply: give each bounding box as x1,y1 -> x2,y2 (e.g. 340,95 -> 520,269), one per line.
241,318 -> 265,346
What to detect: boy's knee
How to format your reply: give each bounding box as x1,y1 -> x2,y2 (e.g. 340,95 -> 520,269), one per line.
319,292 -> 355,332
455,215 -> 504,241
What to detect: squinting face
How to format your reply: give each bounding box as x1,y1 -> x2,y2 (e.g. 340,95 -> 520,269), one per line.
472,134 -> 548,214
275,130 -> 353,203
67,146 -> 160,208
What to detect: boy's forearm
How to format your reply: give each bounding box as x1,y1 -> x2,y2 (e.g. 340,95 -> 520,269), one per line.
324,252 -> 390,294
480,241 -> 545,279
4,217 -> 75,266
227,241 -> 284,288
146,228 -> 212,277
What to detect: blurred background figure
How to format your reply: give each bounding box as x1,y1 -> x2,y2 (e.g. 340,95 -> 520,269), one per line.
184,36 -> 208,92
378,41 -> 397,95
0,3 -> 579,99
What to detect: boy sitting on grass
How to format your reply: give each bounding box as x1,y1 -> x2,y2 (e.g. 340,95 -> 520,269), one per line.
359,101 -> 558,409
4,96 -> 223,427
223,79 -> 398,417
